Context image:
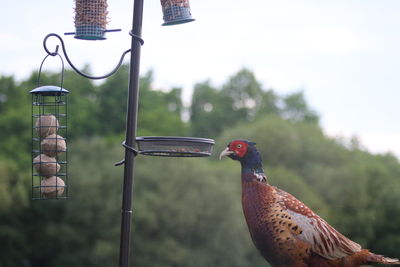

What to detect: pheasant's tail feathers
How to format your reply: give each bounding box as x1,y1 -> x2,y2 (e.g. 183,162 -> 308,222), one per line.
367,253 -> 400,265
383,257 -> 400,264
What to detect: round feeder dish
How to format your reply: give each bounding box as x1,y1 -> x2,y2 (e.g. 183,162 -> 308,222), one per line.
136,136 -> 214,157
30,86 -> 70,96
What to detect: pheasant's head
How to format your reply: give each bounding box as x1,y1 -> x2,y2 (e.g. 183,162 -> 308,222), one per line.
220,140 -> 265,182
219,140 -> 261,165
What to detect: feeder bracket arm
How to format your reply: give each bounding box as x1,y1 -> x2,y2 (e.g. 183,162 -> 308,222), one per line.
42,33 -> 144,80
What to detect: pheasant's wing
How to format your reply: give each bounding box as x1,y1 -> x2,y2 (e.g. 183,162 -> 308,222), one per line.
276,188 -> 362,260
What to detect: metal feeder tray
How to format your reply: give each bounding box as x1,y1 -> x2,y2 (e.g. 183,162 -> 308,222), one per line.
136,136 -> 214,157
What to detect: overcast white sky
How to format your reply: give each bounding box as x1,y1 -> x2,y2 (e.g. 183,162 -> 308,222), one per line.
1,0 -> 400,157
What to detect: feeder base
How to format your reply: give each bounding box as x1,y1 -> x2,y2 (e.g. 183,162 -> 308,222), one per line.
75,26 -> 106,40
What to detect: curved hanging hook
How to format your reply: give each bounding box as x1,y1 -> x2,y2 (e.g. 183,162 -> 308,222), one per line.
37,51 -> 65,91
43,33 -> 132,80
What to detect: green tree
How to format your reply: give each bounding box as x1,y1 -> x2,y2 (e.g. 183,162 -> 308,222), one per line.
95,66 -> 188,137
281,91 -> 319,124
0,75 -> 31,166
190,69 -> 279,138
95,65 -> 129,136
190,80 -> 230,137
137,71 -> 187,136
221,68 -> 266,120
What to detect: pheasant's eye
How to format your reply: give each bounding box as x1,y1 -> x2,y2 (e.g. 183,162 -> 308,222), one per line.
237,144 -> 243,148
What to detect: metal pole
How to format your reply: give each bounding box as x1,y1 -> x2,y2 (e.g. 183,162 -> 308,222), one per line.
119,0 -> 144,266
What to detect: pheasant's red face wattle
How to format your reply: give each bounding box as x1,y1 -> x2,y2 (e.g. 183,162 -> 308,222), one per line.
228,140 -> 248,158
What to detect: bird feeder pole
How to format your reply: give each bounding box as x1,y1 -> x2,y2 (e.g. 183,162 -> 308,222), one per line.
33,1 -> 210,267
119,0 -> 144,266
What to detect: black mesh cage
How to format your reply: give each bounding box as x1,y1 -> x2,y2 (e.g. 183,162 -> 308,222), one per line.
31,86 -> 69,200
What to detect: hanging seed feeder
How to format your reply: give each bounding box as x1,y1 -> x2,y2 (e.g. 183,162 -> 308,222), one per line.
74,0 -> 109,40
136,137 -> 214,157
31,86 -> 69,199
160,0 -> 195,26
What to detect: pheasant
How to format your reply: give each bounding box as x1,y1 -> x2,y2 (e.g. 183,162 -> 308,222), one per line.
220,140 -> 399,267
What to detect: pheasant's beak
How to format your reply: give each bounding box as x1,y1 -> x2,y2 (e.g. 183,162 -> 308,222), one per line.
219,147 -> 234,160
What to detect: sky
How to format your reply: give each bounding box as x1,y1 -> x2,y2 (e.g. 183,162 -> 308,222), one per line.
1,0 -> 400,157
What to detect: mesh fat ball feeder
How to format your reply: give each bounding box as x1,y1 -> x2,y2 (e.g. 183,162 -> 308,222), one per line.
34,1 -> 206,266
30,85 -> 69,200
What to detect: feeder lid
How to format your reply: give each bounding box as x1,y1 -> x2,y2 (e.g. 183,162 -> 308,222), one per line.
136,136 -> 214,157
30,86 -> 69,96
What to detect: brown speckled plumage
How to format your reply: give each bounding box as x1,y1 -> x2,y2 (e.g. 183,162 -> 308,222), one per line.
221,140 -> 400,267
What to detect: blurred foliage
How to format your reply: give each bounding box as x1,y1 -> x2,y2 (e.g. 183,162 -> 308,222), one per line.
0,66 -> 399,267
190,68 -> 317,138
